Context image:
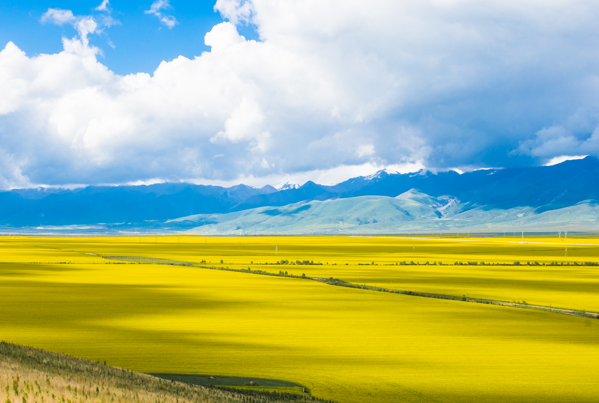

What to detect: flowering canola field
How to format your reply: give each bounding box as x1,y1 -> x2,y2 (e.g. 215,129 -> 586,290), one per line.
1,235 -> 599,402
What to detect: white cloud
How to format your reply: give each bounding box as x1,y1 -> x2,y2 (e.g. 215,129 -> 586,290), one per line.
60,17 -> 101,57
95,0 -> 110,12
204,22 -> 246,52
356,144 -> 375,158
146,0 -> 169,14
544,155 -> 587,166
160,16 -> 177,29
41,9 -> 76,25
214,0 -> 254,25
145,0 -> 178,29
3,0 -> 599,189
211,97 -> 264,143
38,7 -> 113,57
75,18 -> 99,47
0,148 -> 32,189
518,123 -> 599,162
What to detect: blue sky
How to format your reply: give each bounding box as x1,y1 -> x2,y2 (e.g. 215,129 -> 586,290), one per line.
0,1 -> 259,75
0,0 -> 599,189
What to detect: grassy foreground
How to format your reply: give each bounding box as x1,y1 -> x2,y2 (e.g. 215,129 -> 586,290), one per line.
1,235 -> 599,402
0,342 -> 325,403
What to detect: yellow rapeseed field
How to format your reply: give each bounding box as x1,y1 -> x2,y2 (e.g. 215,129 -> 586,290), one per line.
38,234 -> 599,311
1,235 -> 599,402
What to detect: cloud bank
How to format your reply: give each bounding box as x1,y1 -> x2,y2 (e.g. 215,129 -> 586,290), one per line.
1,0 -> 599,189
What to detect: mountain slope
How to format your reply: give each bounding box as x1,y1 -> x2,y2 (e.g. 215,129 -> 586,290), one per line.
171,192 -> 599,235
171,191 -> 461,234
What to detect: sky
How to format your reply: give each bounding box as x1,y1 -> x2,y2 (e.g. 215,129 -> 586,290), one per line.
1,0 -> 599,190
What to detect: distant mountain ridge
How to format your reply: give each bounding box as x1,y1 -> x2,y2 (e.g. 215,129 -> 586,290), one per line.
0,157 -> 598,230
231,157 -> 599,213
0,183 -> 276,226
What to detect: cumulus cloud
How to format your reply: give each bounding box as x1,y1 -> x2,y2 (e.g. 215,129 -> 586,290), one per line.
204,22 -> 246,52
2,0 -> 599,188
145,0 -> 178,29
214,0 -> 254,25
211,97 -> 265,143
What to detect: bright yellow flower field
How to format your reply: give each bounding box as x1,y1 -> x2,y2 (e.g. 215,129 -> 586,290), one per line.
1,235 -> 598,402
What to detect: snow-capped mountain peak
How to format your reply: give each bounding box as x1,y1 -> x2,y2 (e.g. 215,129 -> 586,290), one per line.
364,168 -> 398,181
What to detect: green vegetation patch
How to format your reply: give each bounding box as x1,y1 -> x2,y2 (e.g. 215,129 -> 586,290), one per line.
151,373 -> 304,388
151,374 -> 310,396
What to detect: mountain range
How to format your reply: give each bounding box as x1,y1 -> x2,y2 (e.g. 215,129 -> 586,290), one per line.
1,157 -> 599,233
